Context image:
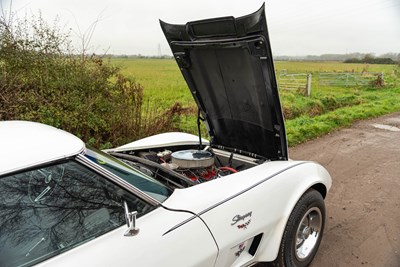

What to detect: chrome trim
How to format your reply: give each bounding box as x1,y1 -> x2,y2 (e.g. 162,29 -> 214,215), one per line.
162,215 -> 197,236
76,154 -> 160,206
124,201 -> 140,236
0,146 -> 85,177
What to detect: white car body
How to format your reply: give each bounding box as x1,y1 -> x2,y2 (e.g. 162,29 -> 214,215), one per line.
112,133 -> 331,266
0,123 -> 331,267
0,5 -> 332,267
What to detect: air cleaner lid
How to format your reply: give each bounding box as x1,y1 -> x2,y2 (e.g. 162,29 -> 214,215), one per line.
172,150 -> 213,160
171,150 -> 214,169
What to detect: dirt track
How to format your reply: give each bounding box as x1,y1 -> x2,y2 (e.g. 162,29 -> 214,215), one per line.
290,112 -> 400,267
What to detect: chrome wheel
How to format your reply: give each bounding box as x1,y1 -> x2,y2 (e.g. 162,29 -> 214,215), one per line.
272,189 -> 325,267
294,207 -> 322,261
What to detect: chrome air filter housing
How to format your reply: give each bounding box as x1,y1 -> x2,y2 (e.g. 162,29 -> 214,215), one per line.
171,150 -> 214,169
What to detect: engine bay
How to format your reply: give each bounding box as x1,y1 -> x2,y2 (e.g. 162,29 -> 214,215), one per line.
110,145 -> 263,189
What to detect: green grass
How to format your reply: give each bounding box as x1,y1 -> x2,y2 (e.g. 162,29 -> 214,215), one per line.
112,58 -> 194,108
286,87 -> 400,145
111,58 -> 400,146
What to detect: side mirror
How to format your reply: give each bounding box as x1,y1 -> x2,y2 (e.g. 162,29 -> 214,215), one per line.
123,201 -> 140,236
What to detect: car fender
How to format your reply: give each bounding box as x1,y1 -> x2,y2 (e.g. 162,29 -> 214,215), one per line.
162,161 -> 331,265
195,162 -> 331,266
254,162 -> 331,262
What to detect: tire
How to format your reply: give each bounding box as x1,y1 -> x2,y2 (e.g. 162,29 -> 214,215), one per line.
272,189 -> 326,267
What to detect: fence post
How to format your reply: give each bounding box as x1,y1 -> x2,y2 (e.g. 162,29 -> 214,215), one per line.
306,74 -> 312,96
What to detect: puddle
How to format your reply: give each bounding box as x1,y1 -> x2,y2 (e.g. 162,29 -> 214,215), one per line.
386,117 -> 400,127
372,123 -> 400,132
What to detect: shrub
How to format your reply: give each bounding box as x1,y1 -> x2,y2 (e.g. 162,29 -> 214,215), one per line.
0,13 -> 178,148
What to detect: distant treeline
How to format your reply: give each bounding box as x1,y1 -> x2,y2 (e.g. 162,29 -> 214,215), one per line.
274,52 -> 400,63
110,53 -> 400,64
111,54 -> 173,59
344,56 -> 396,64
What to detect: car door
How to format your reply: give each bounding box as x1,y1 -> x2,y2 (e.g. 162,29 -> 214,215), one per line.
0,160 -> 218,267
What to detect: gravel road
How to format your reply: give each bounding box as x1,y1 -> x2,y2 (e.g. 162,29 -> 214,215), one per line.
290,112 -> 400,267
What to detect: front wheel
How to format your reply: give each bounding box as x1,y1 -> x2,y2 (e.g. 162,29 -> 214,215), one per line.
273,189 -> 326,267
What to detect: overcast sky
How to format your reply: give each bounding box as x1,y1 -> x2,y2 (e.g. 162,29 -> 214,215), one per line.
2,0 -> 399,56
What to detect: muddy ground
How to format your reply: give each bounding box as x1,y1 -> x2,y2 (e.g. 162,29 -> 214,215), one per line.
289,112 -> 400,267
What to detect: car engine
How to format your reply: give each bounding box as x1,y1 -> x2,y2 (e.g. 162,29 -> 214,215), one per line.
150,149 -> 238,183
112,145 -> 260,189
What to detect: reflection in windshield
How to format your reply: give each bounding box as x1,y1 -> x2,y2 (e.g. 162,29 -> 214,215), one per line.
85,149 -> 172,202
0,161 -> 154,267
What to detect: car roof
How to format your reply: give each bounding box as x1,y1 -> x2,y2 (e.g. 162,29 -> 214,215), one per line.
0,121 -> 85,176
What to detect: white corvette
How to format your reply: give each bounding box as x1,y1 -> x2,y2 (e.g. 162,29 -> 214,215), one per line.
0,5 -> 331,267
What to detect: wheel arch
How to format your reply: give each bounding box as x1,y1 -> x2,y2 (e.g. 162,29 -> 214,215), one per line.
254,162 -> 331,263
311,182 -> 327,199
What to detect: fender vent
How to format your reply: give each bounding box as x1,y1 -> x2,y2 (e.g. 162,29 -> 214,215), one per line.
248,233 -> 263,256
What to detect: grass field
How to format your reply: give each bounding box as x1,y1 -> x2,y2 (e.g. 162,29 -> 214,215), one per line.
112,58 -> 192,108
111,58 -> 400,146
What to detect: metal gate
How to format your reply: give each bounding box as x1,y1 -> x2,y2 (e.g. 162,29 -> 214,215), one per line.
318,72 -> 384,87
277,70 -> 312,96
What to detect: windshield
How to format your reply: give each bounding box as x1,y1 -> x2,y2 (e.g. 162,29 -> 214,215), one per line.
85,148 -> 172,202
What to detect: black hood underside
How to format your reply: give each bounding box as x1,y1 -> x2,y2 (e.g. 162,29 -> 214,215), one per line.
160,4 -> 288,160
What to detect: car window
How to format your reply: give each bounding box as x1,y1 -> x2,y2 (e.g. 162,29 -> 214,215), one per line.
0,161 -> 154,267
85,148 -> 172,202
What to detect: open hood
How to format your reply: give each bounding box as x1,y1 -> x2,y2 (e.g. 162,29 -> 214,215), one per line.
160,4 -> 288,160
